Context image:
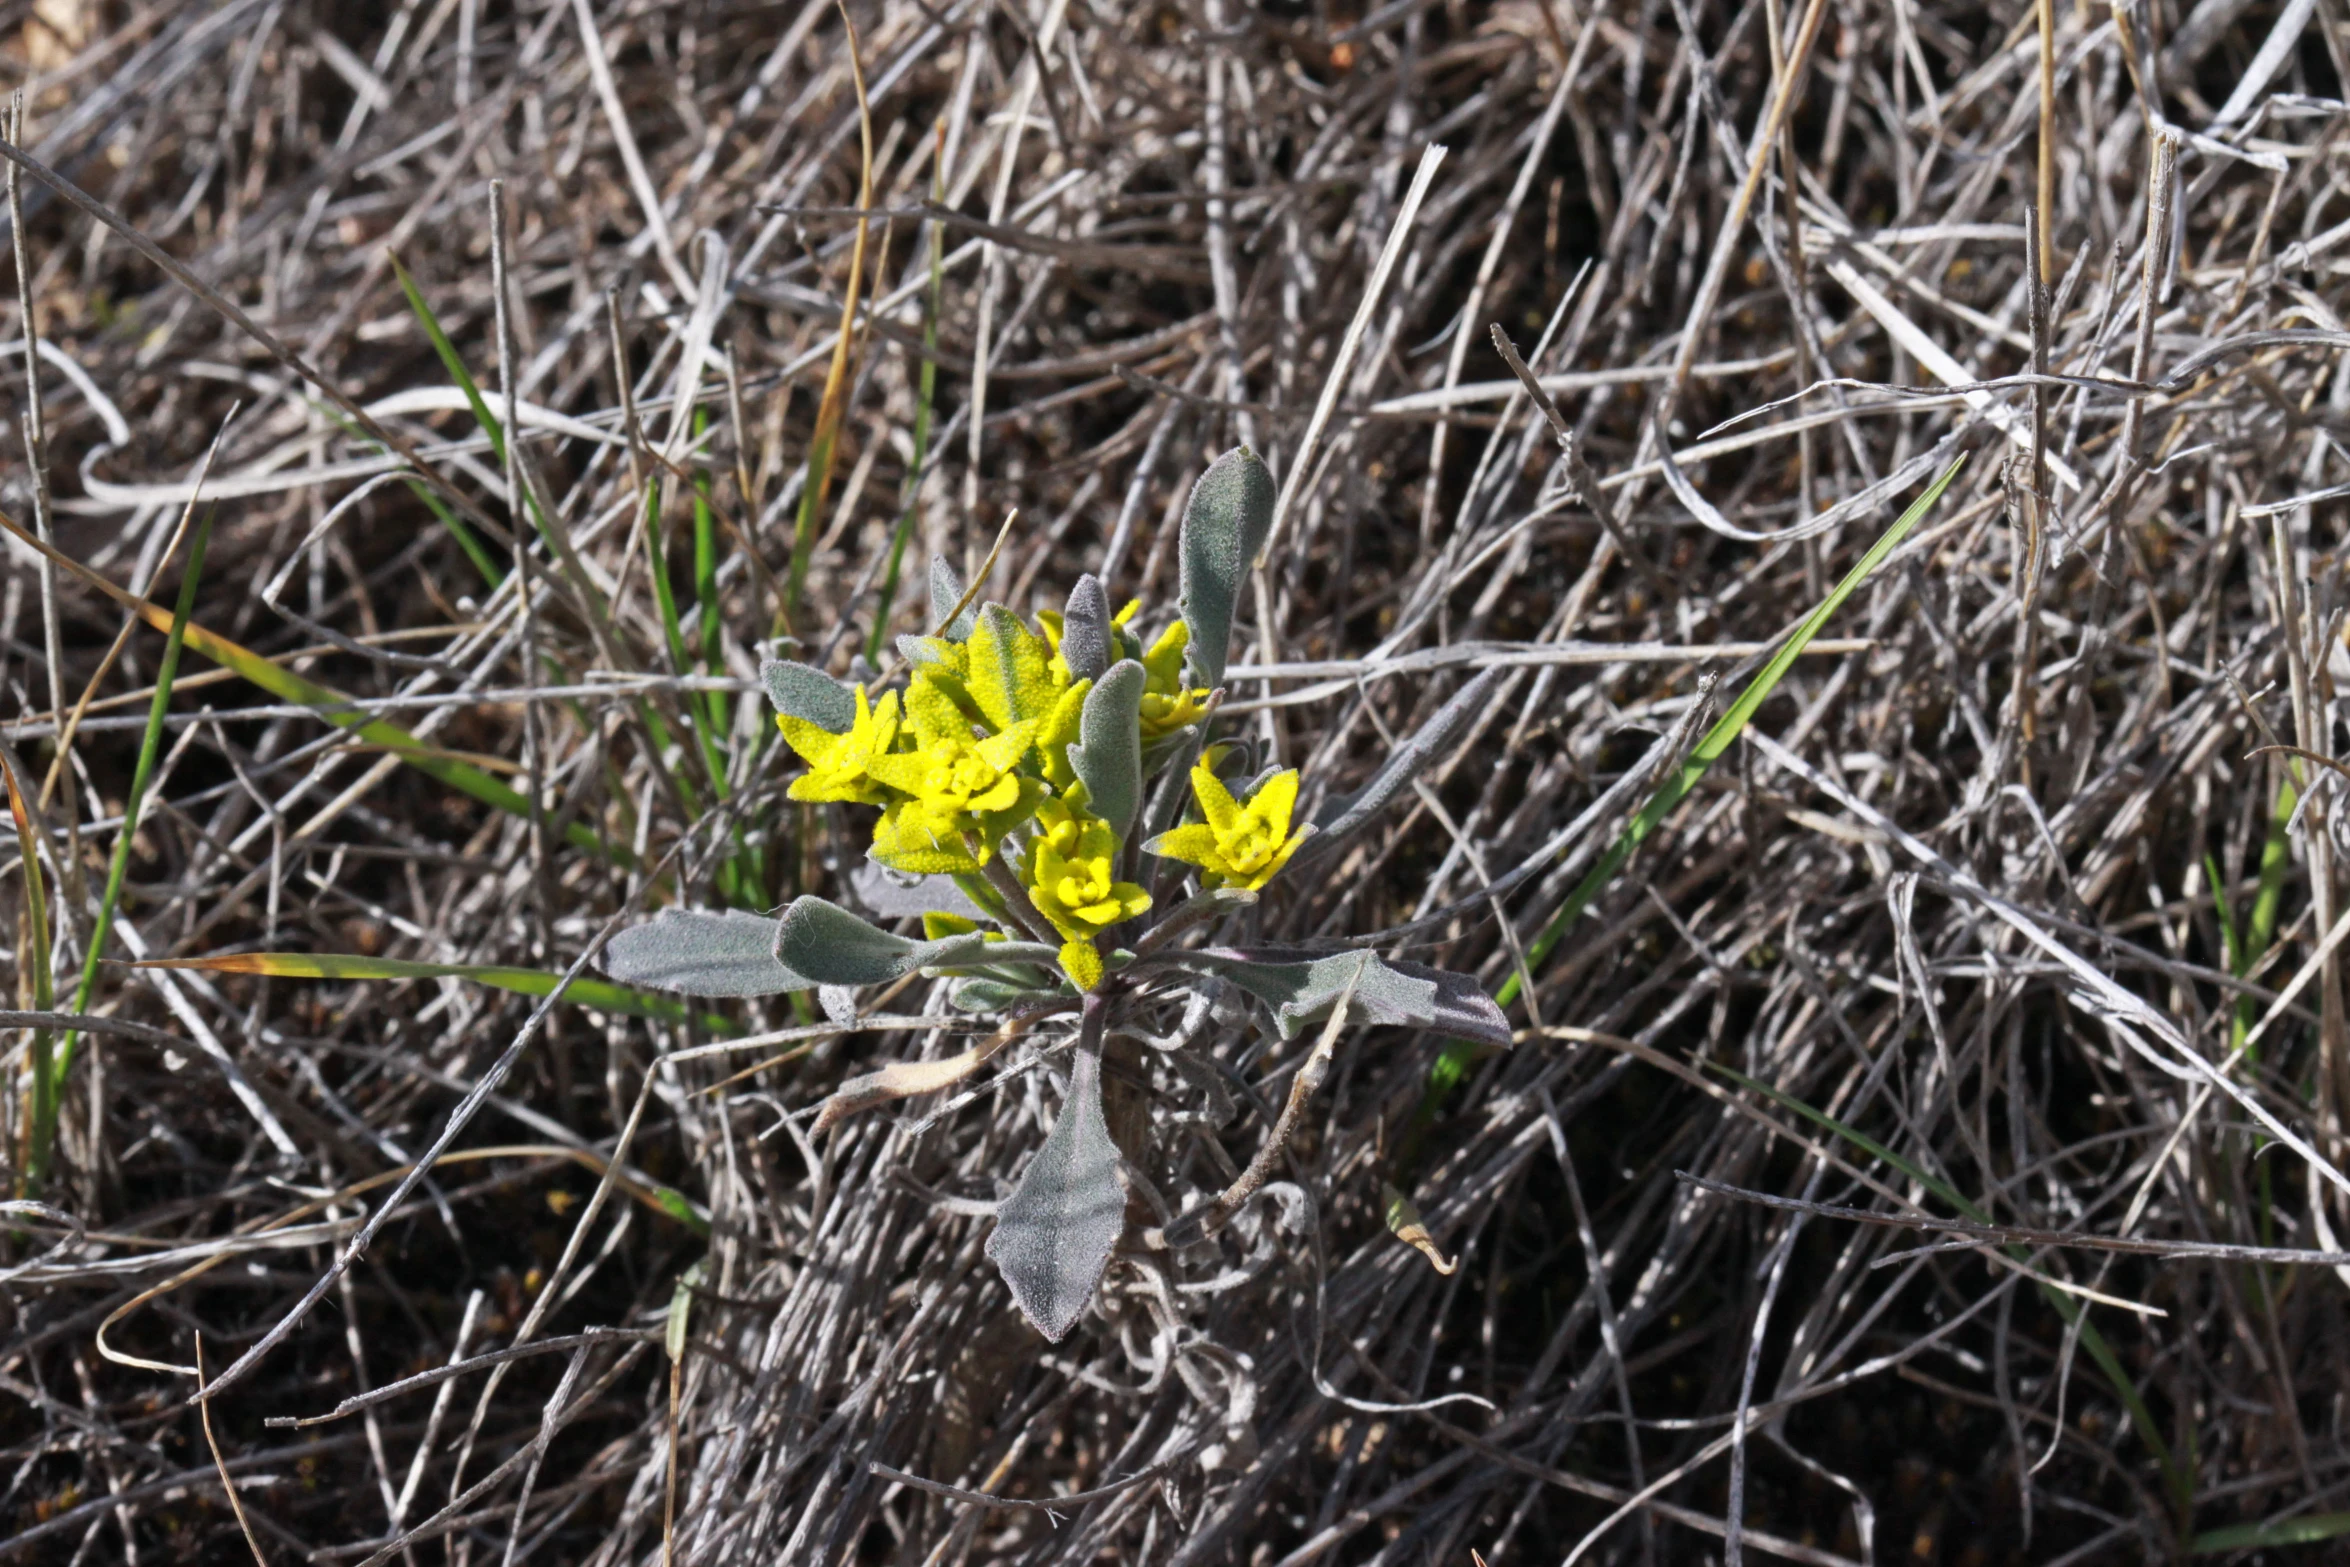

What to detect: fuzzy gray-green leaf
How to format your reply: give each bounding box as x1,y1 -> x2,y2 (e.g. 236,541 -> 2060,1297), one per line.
929,556 -> 975,638
952,977 -> 1053,1012
1070,660 -> 1146,839
771,897 -> 916,986
760,659 -> 856,733
601,910 -> 815,996
1061,574 -> 1113,681
772,896 -> 1039,986
851,861 -> 987,922
1185,947 -> 1511,1046
986,1043 -> 1124,1340
1177,447 -> 1276,690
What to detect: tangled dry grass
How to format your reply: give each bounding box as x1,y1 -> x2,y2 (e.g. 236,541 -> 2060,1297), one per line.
6,0 -> 2350,1562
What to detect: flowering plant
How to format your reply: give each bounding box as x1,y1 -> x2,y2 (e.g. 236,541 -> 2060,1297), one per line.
604,449 -> 1507,1340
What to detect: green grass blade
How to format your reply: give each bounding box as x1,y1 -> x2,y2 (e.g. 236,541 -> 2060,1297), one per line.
41,509 -> 216,1185
692,408 -> 722,685
2191,1510 -> 2350,1553
2206,851 -> 2241,983
0,509 -> 630,868
2238,776 -> 2295,1052
391,251 -> 506,465
645,476 -> 691,677
403,473 -> 503,588
308,389 -> 501,588
1495,450 -> 1971,1011
391,250 -> 565,568
2231,777 -> 2296,1251
135,951 -> 740,1034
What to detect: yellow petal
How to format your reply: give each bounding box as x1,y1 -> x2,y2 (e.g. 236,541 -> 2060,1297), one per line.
975,718 -> 1040,774
1147,823 -> 1222,869
1246,769 -> 1301,834
1190,761 -> 1240,833
774,712 -> 844,769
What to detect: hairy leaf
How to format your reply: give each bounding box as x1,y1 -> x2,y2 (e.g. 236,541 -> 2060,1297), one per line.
760,659 -> 856,732
1060,574 -> 1113,681
851,861 -> 987,922
773,897 -> 922,985
770,896 -> 1053,986
953,977 -> 1053,1011
1069,660 -> 1146,838
986,1043 -> 1124,1340
1185,947 -> 1510,1045
1307,668 -> 1501,852
929,555 -> 975,637
601,910 -> 812,997
1176,447 -> 1276,689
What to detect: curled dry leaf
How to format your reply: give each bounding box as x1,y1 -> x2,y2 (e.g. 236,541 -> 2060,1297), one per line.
1382,1182 -> 1457,1276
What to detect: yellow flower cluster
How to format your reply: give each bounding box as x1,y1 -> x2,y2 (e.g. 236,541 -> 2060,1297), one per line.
1022,792 -> 1151,990
1146,758 -> 1309,891
775,595 -> 1311,992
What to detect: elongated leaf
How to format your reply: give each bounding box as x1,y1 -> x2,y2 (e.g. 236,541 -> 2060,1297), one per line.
602,909 -> 807,996
1060,574 -> 1112,681
986,1042 -> 1124,1340
1186,947 -> 1510,1045
1177,447 -> 1276,689
1069,660 -> 1146,839
1308,668 -> 1501,852
140,949 -> 738,1030
761,659 -> 855,732
42,507 -> 218,1185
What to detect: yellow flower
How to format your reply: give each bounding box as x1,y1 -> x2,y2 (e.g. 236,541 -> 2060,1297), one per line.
1146,761 -> 1309,891
1138,620 -> 1212,737
866,718 -> 1045,868
1020,791 -> 1150,989
776,685 -> 901,805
